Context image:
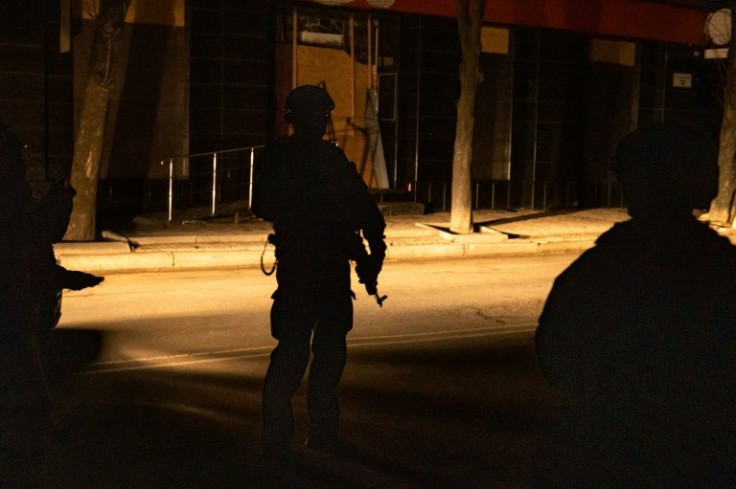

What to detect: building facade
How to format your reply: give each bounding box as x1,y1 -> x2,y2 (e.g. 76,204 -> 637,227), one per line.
0,0 -> 720,224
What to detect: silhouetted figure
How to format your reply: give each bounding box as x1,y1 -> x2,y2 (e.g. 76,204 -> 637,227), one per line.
0,120 -> 102,487
534,122 -> 736,487
252,86 -> 386,458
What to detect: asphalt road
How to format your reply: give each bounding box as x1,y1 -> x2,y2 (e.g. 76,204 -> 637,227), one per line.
45,254 -> 578,488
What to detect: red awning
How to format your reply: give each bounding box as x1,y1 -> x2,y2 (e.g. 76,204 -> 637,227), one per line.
302,0 -> 707,46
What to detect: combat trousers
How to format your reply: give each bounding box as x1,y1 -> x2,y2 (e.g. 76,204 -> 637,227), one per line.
261,257 -> 353,452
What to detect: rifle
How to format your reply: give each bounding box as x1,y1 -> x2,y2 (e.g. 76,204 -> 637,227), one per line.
349,233 -> 387,307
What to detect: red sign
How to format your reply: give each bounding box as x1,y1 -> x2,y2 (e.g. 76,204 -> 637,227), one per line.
303,0 -> 707,46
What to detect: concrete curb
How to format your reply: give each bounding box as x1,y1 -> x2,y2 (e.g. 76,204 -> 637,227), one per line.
119,223 -> 439,246
49,208 -> 638,274
57,251 -> 175,273
54,241 -> 132,255
54,238 -> 598,274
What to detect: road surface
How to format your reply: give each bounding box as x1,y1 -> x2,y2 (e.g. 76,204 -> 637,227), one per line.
46,254 -> 578,488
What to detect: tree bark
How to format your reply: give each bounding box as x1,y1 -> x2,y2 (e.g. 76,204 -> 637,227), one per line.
450,0 -> 486,234
65,0 -> 129,241
710,4 -> 736,228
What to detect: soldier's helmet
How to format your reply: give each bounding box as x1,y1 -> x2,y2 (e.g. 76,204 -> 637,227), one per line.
612,122 -> 718,217
284,85 -> 335,123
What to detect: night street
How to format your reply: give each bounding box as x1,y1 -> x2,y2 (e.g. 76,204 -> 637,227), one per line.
2,1 -> 728,487
44,254 -> 575,488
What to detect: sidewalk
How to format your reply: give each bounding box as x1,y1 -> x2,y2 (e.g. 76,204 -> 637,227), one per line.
54,205 -> 634,274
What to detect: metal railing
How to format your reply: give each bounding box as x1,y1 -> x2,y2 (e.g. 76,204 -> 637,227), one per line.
412,178 -> 625,212
160,145 -> 264,222
158,148 -> 624,222
414,180 -> 514,212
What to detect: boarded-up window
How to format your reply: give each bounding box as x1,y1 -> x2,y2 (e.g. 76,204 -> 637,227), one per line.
591,39 -> 636,67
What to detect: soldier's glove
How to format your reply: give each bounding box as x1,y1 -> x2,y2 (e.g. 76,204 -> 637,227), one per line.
355,255 -> 379,292
355,255 -> 386,306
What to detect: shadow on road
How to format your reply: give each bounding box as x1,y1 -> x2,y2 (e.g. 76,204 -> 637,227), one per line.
45,328 -> 104,373
343,332 -> 562,488
48,364 -> 266,489
43,328 -> 561,488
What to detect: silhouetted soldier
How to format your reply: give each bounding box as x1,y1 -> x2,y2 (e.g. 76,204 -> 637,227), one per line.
1,120 -> 102,487
534,122 -> 736,487
1,120 -> 55,487
252,86 -> 386,458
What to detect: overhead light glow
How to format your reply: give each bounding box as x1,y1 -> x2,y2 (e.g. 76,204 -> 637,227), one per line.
314,0 -> 355,5
367,0 -> 396,7
314,0 -> 396,7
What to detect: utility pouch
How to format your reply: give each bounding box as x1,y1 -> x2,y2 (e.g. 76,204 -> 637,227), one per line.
260,233 -> 278,276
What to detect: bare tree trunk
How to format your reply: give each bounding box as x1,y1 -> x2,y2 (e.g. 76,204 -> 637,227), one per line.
450,0 -> 486,234
710,8 -> 736,228
65,0 -> 129,241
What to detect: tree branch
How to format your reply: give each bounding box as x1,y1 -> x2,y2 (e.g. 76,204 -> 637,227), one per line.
470,0 -> 485,38
456,0 -> 470,51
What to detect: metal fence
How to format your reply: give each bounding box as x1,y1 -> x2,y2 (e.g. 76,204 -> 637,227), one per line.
108,151 -> 624,221
412,178 -> 625,212
160,145 -> 264,222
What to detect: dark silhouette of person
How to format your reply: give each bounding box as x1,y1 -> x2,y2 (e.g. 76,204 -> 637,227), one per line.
534,122 -> 736,487
252,85 -> 386,458
0,119 -> 102,487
